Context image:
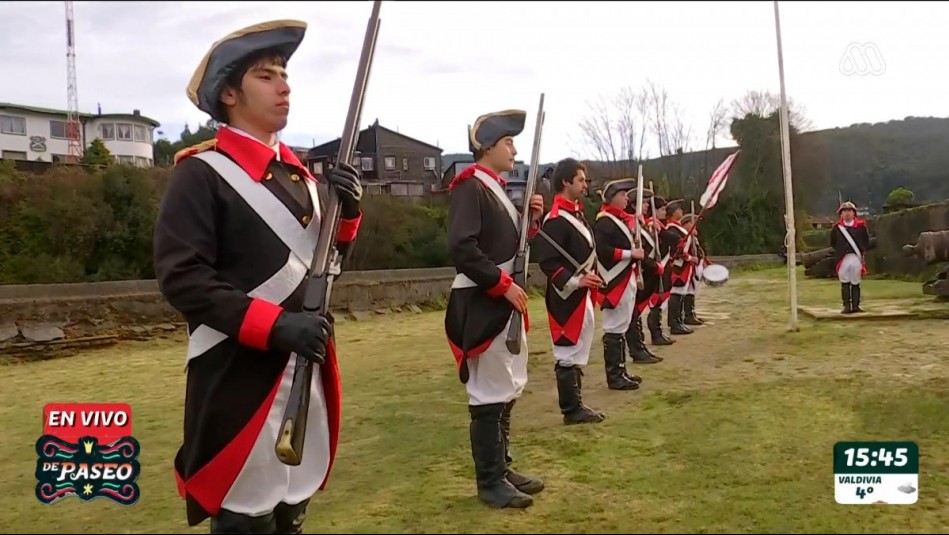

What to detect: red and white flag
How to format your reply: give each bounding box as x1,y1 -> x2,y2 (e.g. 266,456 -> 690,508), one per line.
699,150 -> 740,209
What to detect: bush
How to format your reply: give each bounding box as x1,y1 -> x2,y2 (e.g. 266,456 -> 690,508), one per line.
0,162 -> 455,284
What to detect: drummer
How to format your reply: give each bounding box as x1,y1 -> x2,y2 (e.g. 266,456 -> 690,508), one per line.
679,213 -> 706,326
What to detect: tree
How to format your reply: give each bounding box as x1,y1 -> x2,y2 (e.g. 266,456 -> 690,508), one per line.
573,86 -> 650,180
152,120 -> 220,167
81,139 -> 112,173
729,90 -> 814,133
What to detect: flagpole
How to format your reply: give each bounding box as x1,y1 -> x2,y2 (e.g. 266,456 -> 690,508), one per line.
774,0 -> 799,331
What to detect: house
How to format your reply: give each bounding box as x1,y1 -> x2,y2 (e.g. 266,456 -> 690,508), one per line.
306,120 -> 443,197
437,154 -> 547,208
0,102 -> 160,167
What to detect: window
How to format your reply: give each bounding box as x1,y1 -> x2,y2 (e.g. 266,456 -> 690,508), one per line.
134,156 -> 150,167
1,115 -> 26,135
133,125 -> 148,143
423,156 -> 436,170
116,123 -> 133,141
311,161 -> 324,176
98,123 -> 115,140
2,150 -> 27,160
351,155 -> 361,167
114,155 -> 134,165
367,184 -> 383,195
408,184 -> 424,196
402,157 -> 409,171
50,121 -> 68,139
52,154 -> 69,163
384,156 -> 396,170
360,157 -> 374,172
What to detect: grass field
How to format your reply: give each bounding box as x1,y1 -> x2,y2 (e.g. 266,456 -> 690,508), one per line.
2,266 -> 947,533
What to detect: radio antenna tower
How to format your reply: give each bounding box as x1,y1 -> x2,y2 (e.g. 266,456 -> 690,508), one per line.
65,1 -> 83,164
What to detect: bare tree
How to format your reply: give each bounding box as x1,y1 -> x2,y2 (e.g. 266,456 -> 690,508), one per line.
729,89 -> 813,132
572,86 -> 651,180
706,98 -> 729,151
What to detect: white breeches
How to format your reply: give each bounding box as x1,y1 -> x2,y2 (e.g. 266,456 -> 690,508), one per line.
838,253 -> 863,284
222,356 -> 331,516
553,294 -> 596,367
465,312 -> 529,407
671,263 -> 703,296
601,276 -> 637,334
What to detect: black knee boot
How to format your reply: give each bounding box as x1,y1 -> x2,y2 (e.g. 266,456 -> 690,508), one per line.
274,499 -> 309,534
852,283 -> 863,312
668,295 -> 693,335
555,363 -> 605,425
468,404 -> 533,509
499,400 -> 544,495
683,295 -> 704,325
210,510 -> 276,534
841,283 -> 853,314
648,306 -> 675,345
627,313 -> 662,364
602,333 -> 640,390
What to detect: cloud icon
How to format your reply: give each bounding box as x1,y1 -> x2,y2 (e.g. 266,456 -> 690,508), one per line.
897,484 -> 917,494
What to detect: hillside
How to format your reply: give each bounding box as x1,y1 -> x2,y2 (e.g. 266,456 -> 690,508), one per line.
478,116 -> 949,216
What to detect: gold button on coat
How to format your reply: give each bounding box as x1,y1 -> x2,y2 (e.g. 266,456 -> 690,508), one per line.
302,215 -> 311,224
264,172 -> 273,181
290,174 -> 301,182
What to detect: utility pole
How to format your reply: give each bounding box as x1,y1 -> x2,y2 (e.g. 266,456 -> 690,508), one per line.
774,0 -> 799,332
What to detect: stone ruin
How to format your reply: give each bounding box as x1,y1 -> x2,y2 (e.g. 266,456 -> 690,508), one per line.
902,229 -> 949,298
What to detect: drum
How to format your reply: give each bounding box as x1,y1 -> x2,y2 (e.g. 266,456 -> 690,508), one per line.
702,263 -> 730,287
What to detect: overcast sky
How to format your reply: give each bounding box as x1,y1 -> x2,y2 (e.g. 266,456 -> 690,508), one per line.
2,1 -> 947,163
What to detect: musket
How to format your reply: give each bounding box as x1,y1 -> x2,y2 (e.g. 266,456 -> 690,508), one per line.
505,93 -> 545,354
632,165 -> 645,290
649,180 -> 666,297
275,0 -> 383,467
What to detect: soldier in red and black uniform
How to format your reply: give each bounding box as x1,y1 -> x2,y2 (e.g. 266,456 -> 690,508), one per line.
154,20 -> 365,534
445,109 -> 546,509
639,196 -> 675,346
593,178 -> 648,391
831,201 -> 871,313
659,200 -> 699,336
538,158 -> 606,425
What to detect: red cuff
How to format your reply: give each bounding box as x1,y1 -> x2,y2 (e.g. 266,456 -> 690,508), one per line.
527,223 -> 540,240
336,211 -> 362,243
613,248 -> 624,261
238,299 -> 284,350
487,270 -> 513,298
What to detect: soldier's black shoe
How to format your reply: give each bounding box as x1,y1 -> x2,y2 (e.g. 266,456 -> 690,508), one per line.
648,306 -> 676,345
602,333 -> 640,390
499,400 -> 544,495
556,364 -> 605,424
469,404 -> 533,509
630,315 -> 663,362
684,295 -> 705,325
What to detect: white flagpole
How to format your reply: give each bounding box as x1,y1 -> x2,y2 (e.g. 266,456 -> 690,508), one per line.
774,0 -> 799,331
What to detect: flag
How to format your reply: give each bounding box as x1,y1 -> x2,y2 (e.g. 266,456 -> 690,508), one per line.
699,150 -> 740,209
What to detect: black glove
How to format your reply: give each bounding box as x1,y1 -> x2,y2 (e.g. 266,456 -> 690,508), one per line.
268,311 -> 333,364
326,162 -> 362,219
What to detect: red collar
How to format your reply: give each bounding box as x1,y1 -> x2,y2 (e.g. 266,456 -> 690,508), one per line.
601,204 -> 633,222
838,218 -> 866,228
549,194 -> 583,218
215,127 -> 314,182
448,163 -> 507,191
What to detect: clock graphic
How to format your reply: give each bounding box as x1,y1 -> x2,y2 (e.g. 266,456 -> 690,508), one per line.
833,441 -> 918,505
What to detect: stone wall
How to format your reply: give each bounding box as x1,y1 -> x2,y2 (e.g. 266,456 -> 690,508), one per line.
865,200 -> 949,280
0,256 -> 780,330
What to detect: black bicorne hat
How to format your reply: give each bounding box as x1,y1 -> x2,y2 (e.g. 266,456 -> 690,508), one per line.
187,20 -> 307,123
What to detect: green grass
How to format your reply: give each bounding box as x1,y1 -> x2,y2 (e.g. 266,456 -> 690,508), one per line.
2,266 -> 947,533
